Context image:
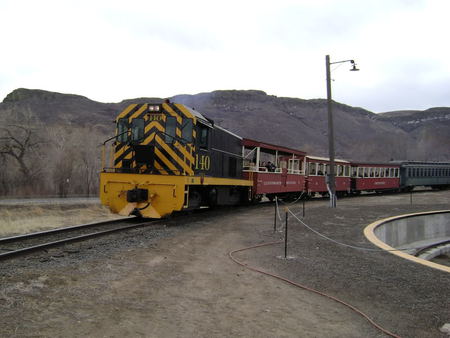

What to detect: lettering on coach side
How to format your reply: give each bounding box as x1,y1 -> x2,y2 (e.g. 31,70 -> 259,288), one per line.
195,154 -> 211,171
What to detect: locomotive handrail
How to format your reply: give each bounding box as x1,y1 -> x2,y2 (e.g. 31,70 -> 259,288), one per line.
101,131 -> 129,170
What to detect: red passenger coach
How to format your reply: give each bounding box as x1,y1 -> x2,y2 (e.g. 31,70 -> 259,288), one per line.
242,139 -> 307,201
351,163 -> 400,193
306,156 -> 351,196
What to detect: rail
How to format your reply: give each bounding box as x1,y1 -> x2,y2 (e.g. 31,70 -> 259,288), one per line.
0,218 -> 159,260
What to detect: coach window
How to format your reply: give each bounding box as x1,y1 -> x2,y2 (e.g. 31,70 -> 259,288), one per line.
181,118 -> 193,143
394,168 -> 399,177
309,163 -> 316,175
117,118 -> 129,143
318,164 -> 324,175
345,166 -> 350,177
380,168 -> 385,177
131,118 -> 145,142
165,116 -> 177,143
358,167 -> 363,177
357,167 -> 362,177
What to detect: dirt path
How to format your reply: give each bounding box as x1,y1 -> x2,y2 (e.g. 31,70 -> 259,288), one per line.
1,191 -> 449,337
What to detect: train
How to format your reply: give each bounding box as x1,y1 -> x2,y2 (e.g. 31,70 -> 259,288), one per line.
99,101 -> 450,218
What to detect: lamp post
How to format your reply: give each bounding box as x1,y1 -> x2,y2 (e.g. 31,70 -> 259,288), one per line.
325,55 -> 359,208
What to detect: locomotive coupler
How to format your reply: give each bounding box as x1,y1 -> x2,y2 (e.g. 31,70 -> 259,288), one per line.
126,188 -> 149,203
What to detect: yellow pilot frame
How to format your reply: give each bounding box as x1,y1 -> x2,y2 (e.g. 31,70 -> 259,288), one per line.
100,172 -> 252,218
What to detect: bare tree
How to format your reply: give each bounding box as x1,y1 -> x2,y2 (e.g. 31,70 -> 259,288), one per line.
74,128 -> 103,197
0,125 -> 43,180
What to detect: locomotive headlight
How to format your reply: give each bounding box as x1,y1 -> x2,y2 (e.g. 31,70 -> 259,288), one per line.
148,105 -> 160,112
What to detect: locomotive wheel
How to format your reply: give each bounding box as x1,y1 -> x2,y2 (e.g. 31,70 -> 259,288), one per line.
208,188 -> 218,207
188,190 -> 202,209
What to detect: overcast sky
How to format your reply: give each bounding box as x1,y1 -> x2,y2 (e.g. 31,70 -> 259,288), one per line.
0,0 -> 449,112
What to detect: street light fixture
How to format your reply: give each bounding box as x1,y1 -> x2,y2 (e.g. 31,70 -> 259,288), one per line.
325,55 -> 359,208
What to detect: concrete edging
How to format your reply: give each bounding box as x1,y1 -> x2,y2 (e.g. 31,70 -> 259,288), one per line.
364,210 -> 450,273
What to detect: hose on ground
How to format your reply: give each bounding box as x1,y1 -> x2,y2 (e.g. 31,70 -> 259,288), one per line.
228,241 -> 401,338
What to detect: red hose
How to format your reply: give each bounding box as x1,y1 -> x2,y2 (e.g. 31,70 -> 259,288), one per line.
229,241 -> 402,338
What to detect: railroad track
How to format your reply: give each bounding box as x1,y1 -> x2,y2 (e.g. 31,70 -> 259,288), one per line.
414,239 -> 450,261
0,218 -> 159,260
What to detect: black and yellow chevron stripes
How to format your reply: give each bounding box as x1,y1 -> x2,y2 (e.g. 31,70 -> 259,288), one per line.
113,103 -> 196,176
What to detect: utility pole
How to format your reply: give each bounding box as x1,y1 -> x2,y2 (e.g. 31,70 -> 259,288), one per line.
325,55 -> 336,208
325,55 -> 359,208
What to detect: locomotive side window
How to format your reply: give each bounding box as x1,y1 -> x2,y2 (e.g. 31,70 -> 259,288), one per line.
131,118 -> 145,142
198,124 -> 209,149
181,118 -> 193,143
117,118 -> 129,143
165,116 -> 177,143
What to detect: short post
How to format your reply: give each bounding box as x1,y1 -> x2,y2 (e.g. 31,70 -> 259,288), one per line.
284,209 -> 288,258
274,196 -> 277,232
410,191 -> 413,205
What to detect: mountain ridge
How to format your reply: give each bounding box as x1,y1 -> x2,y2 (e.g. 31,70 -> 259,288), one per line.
1,88 -> 449,161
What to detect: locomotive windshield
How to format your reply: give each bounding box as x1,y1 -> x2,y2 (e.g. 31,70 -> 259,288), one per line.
117,118 -> 129,143
165,116 -> 177,143
131,118 -> 145,142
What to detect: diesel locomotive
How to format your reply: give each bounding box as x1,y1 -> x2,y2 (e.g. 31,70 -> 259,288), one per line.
100,101 -> 450,218
100,101 -> 252,218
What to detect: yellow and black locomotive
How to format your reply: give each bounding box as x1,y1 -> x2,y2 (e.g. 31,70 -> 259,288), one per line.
100,101 -> 252,218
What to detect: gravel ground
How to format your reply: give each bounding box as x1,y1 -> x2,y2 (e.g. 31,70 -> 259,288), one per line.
0,191 -> 449,337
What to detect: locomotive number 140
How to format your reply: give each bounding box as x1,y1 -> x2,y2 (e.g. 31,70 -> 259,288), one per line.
195,154 -> 210,170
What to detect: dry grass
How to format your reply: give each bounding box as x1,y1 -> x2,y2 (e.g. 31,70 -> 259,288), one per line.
0,204 -> 124,237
